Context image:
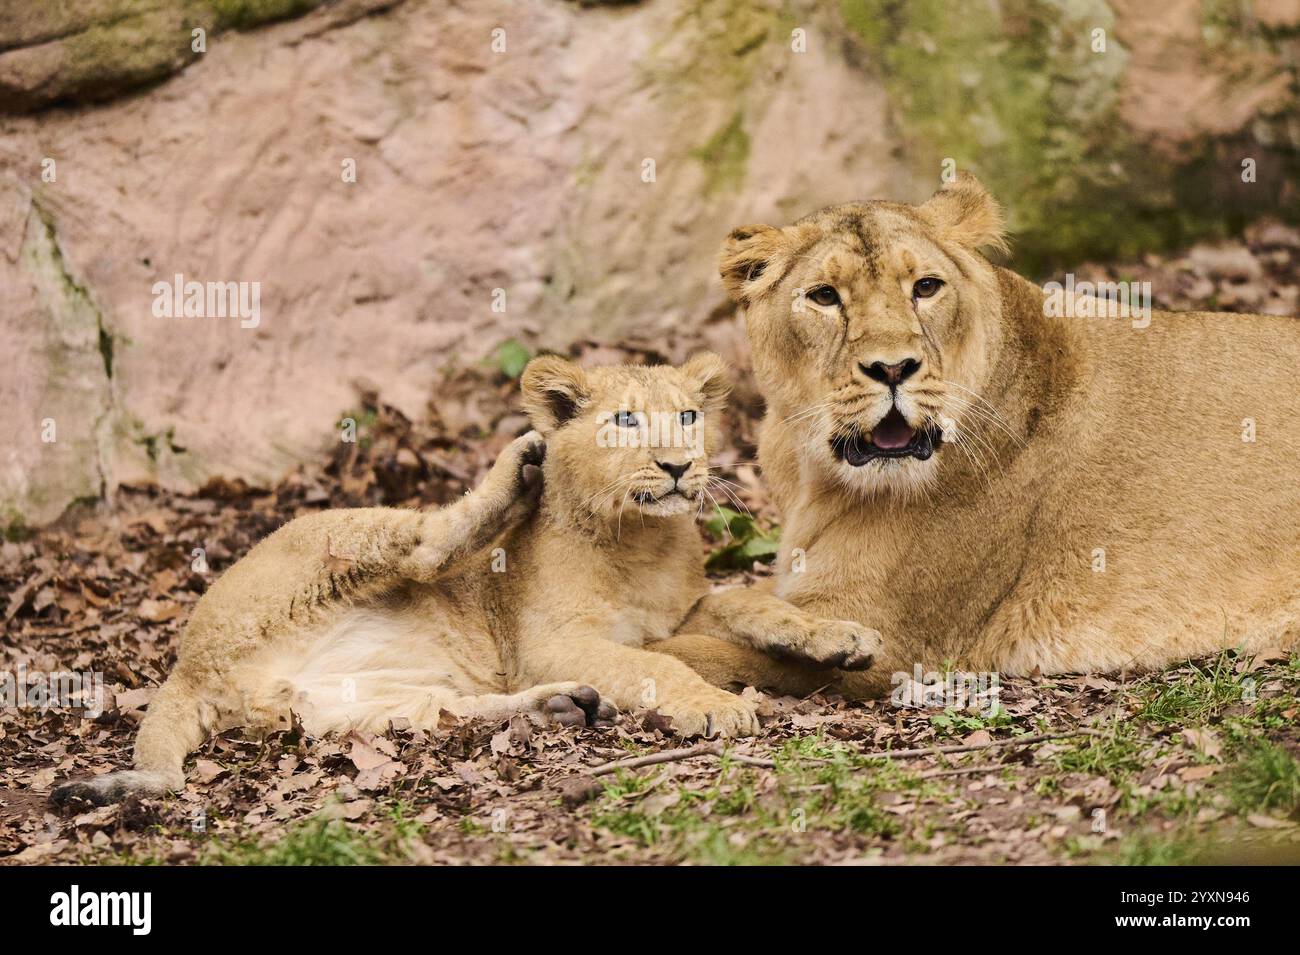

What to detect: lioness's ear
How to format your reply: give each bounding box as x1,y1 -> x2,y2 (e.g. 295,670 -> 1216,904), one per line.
680,351 -> 731,413
918,173 -> 1009,256
718,224 -> 787,305
520,355 -> 590,433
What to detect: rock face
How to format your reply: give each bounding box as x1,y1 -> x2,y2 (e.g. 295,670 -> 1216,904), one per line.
2,0 -> 1298,529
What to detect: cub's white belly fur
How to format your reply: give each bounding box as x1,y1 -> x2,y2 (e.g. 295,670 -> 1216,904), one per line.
234,610 -> 502,734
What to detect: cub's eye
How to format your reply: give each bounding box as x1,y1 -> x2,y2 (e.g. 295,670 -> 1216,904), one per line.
679,410 -> 698,426
808,285 -> 841,308
613,411 -> 640,428
912,277 -> 944,299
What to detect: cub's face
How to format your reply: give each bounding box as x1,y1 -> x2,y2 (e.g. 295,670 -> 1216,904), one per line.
719,175 -> 1008,498
520,354 -> 730,521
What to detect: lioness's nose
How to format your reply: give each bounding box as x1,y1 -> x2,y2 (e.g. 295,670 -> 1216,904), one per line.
657,461 -> 689,482
860,357 -> 921,387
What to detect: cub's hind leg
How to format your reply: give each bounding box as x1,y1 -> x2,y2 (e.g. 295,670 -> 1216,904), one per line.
451,683 -> 612,729
300,680 -> 610,733
51,671 -> 215,807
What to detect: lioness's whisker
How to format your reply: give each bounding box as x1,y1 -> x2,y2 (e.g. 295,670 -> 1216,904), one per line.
780,398 -> 835,426
946,409 -> 1002,472
945,400 -> 1019,446
939,392 -> 1025,451
931,398 -> 1000,477
940,380 -> 1026,448
948,431 -> 996,489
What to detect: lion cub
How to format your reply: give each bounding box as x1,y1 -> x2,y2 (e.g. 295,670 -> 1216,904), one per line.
53,354 -> 878,805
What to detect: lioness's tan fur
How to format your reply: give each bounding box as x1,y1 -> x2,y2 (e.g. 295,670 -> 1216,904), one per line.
53,356 -> 875,803
661,176 -> 1300,696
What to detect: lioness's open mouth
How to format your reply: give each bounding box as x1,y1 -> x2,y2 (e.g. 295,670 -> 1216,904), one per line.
831,408 -> 943,465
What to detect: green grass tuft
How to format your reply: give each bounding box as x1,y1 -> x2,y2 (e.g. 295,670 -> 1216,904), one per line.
1226,742 -> 1300,816
1138,653 -> 1248,725
202,804 -> 423,865
1114,832 -> 1206,866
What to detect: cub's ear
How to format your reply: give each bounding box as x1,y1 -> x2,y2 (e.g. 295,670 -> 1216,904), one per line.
918,172 -> 1009,256
520,355 -> 590,433
680,351 -> 731,413
718,224 -> 787,305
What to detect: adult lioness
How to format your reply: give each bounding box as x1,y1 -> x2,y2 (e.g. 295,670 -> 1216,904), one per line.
53,355 -> 876,805
660,175 -> 1299,697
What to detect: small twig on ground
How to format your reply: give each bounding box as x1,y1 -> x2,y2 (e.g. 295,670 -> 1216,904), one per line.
869,728 -> 1105,760
586,742 -> 771,776
584,728 -> 1105,778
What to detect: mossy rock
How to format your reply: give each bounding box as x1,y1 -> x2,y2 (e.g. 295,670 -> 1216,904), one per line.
0,0 -> 332,113
210,0 -> 324,31
839,0 -> 1300,274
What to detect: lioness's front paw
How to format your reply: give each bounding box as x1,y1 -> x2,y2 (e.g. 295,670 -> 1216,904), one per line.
778,619 -> 882,671
660,690 -> 759,738
810,619 -> 882,670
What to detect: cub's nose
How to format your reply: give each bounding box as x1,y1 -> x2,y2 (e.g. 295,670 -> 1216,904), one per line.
657,461 -> 690,482
861,357 -> 922,387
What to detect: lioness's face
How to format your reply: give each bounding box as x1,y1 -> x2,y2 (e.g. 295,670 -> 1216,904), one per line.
520,353 -> 730,521
719,175 -> 1007,497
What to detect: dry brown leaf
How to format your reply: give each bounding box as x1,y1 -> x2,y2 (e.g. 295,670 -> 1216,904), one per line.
137,598 -> 182,623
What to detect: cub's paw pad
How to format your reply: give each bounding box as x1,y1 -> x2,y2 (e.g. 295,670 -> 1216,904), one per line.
519,463 -> 543,496
544,685 -> 602,728
519,433 -> 546,469
567,684 -> 601,723
508,432 -> 546,500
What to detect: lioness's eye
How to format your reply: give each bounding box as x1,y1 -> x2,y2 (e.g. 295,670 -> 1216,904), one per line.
808,285 -> 841,307
680,410 -> 698,426
912,277 -> 944,299
614,411 -> 639,428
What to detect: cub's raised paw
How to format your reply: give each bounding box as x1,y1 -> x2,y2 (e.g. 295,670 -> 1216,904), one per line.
778,619 -> 882,671
497,429 -> 546,500
659,690 -> 759,738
